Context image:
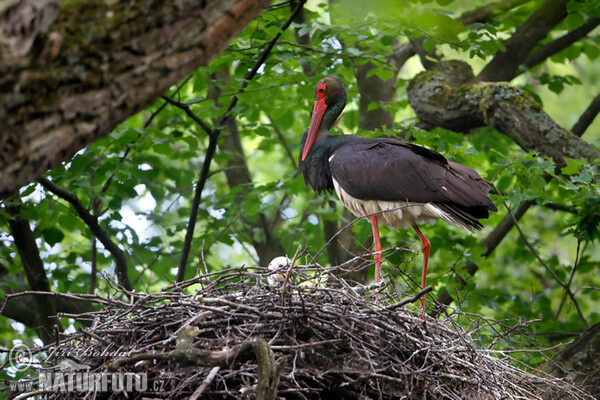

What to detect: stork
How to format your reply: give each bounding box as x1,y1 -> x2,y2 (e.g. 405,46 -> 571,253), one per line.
299,77 -> 497,310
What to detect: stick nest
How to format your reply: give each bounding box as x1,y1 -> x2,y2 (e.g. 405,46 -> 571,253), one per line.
39,263 -> 590,400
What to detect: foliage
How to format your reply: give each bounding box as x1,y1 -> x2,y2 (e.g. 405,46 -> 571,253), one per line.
1,0 -> 600,371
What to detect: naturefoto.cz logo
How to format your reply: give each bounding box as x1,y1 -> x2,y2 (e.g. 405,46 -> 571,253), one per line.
7,342 -> 166,394
38,371 -> 149,392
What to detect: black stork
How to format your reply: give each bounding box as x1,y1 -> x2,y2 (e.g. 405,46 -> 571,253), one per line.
299,77 -> 497,310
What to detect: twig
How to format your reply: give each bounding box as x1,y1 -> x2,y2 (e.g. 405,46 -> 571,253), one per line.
267,113 -> 297,168
190,366 -> 220,400
385,285 -> 434,310
523,17 -> 600,73
161,95 -> 213,137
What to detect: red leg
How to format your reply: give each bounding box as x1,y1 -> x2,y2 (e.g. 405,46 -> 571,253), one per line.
370,215 -> 382,283
412,224 -> 430,313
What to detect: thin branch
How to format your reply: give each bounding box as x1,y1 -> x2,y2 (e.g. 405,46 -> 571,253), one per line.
477,0 -> 570,82
458,0 -> 528,25
161,95 -> 214,137
175,0 -> 307,281
524,17 -> 600,72
555,240 -> 585,318
176,132 -> 218,282
38,177 -> 133,291
219,1 -> 307,124
190,366 -> 221,400
276,40 -> 395,67
385,285 -> 434,310
572,91 -> 600,137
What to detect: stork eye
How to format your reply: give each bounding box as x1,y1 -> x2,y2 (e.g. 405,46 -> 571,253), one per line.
316,84 -> 326,99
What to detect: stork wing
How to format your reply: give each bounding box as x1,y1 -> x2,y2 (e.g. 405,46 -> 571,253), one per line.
328,139 -> 494,212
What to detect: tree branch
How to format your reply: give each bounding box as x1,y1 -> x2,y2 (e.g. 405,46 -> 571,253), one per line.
6,201 -> 59,343
523,17 -> 600,72
176,0 -> 307,281
572,92 -> 600,138
161,96 -> 214,137
458,0 -> 528,25
408,61 -> 600,168
477,0 -> 570,82
38,177 -> 133,291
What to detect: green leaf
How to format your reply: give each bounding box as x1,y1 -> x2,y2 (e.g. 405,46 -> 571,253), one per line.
467,22 -> 485,31
42,227 -> 65,246
58,214 -> 80,230
564,12 -> 585,30
70,155 -> 89,174
153,142 -> 173,156
367,102 -> 380,111
548,80 -> 564,94
561,158 -> 586,175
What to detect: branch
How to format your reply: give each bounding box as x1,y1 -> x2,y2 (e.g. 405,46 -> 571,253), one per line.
290,0 -> 315,77
386,285 -> 434,310
5,203 -> 59,343
458,0 -> 528,25
176,0 -> 307,281
477,0 -> 570,82
177,132 -> 220,282
408,61 -> 600,168
38,177 -> 133,291
161,95 -> 214,137
572,92 -> 600,137
267,114 -> 297,168
523,17 -> 600,72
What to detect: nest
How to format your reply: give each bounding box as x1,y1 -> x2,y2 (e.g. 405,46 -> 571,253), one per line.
18,261 -> 592,399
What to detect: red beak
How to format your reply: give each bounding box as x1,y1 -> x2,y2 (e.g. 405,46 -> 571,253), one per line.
301,96 -> 328,161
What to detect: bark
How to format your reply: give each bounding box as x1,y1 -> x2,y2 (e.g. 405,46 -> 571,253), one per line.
407,61 -> 600,168
0,0 -> 269,198
355,63 -> 396,131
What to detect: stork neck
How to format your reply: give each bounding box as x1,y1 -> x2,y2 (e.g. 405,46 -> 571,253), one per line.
313,126 -> 330,144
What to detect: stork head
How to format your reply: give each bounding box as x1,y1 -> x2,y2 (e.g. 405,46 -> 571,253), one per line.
301,77 -> 347,161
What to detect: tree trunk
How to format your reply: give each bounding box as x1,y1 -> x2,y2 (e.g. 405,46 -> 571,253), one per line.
0,0 -> 269,197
